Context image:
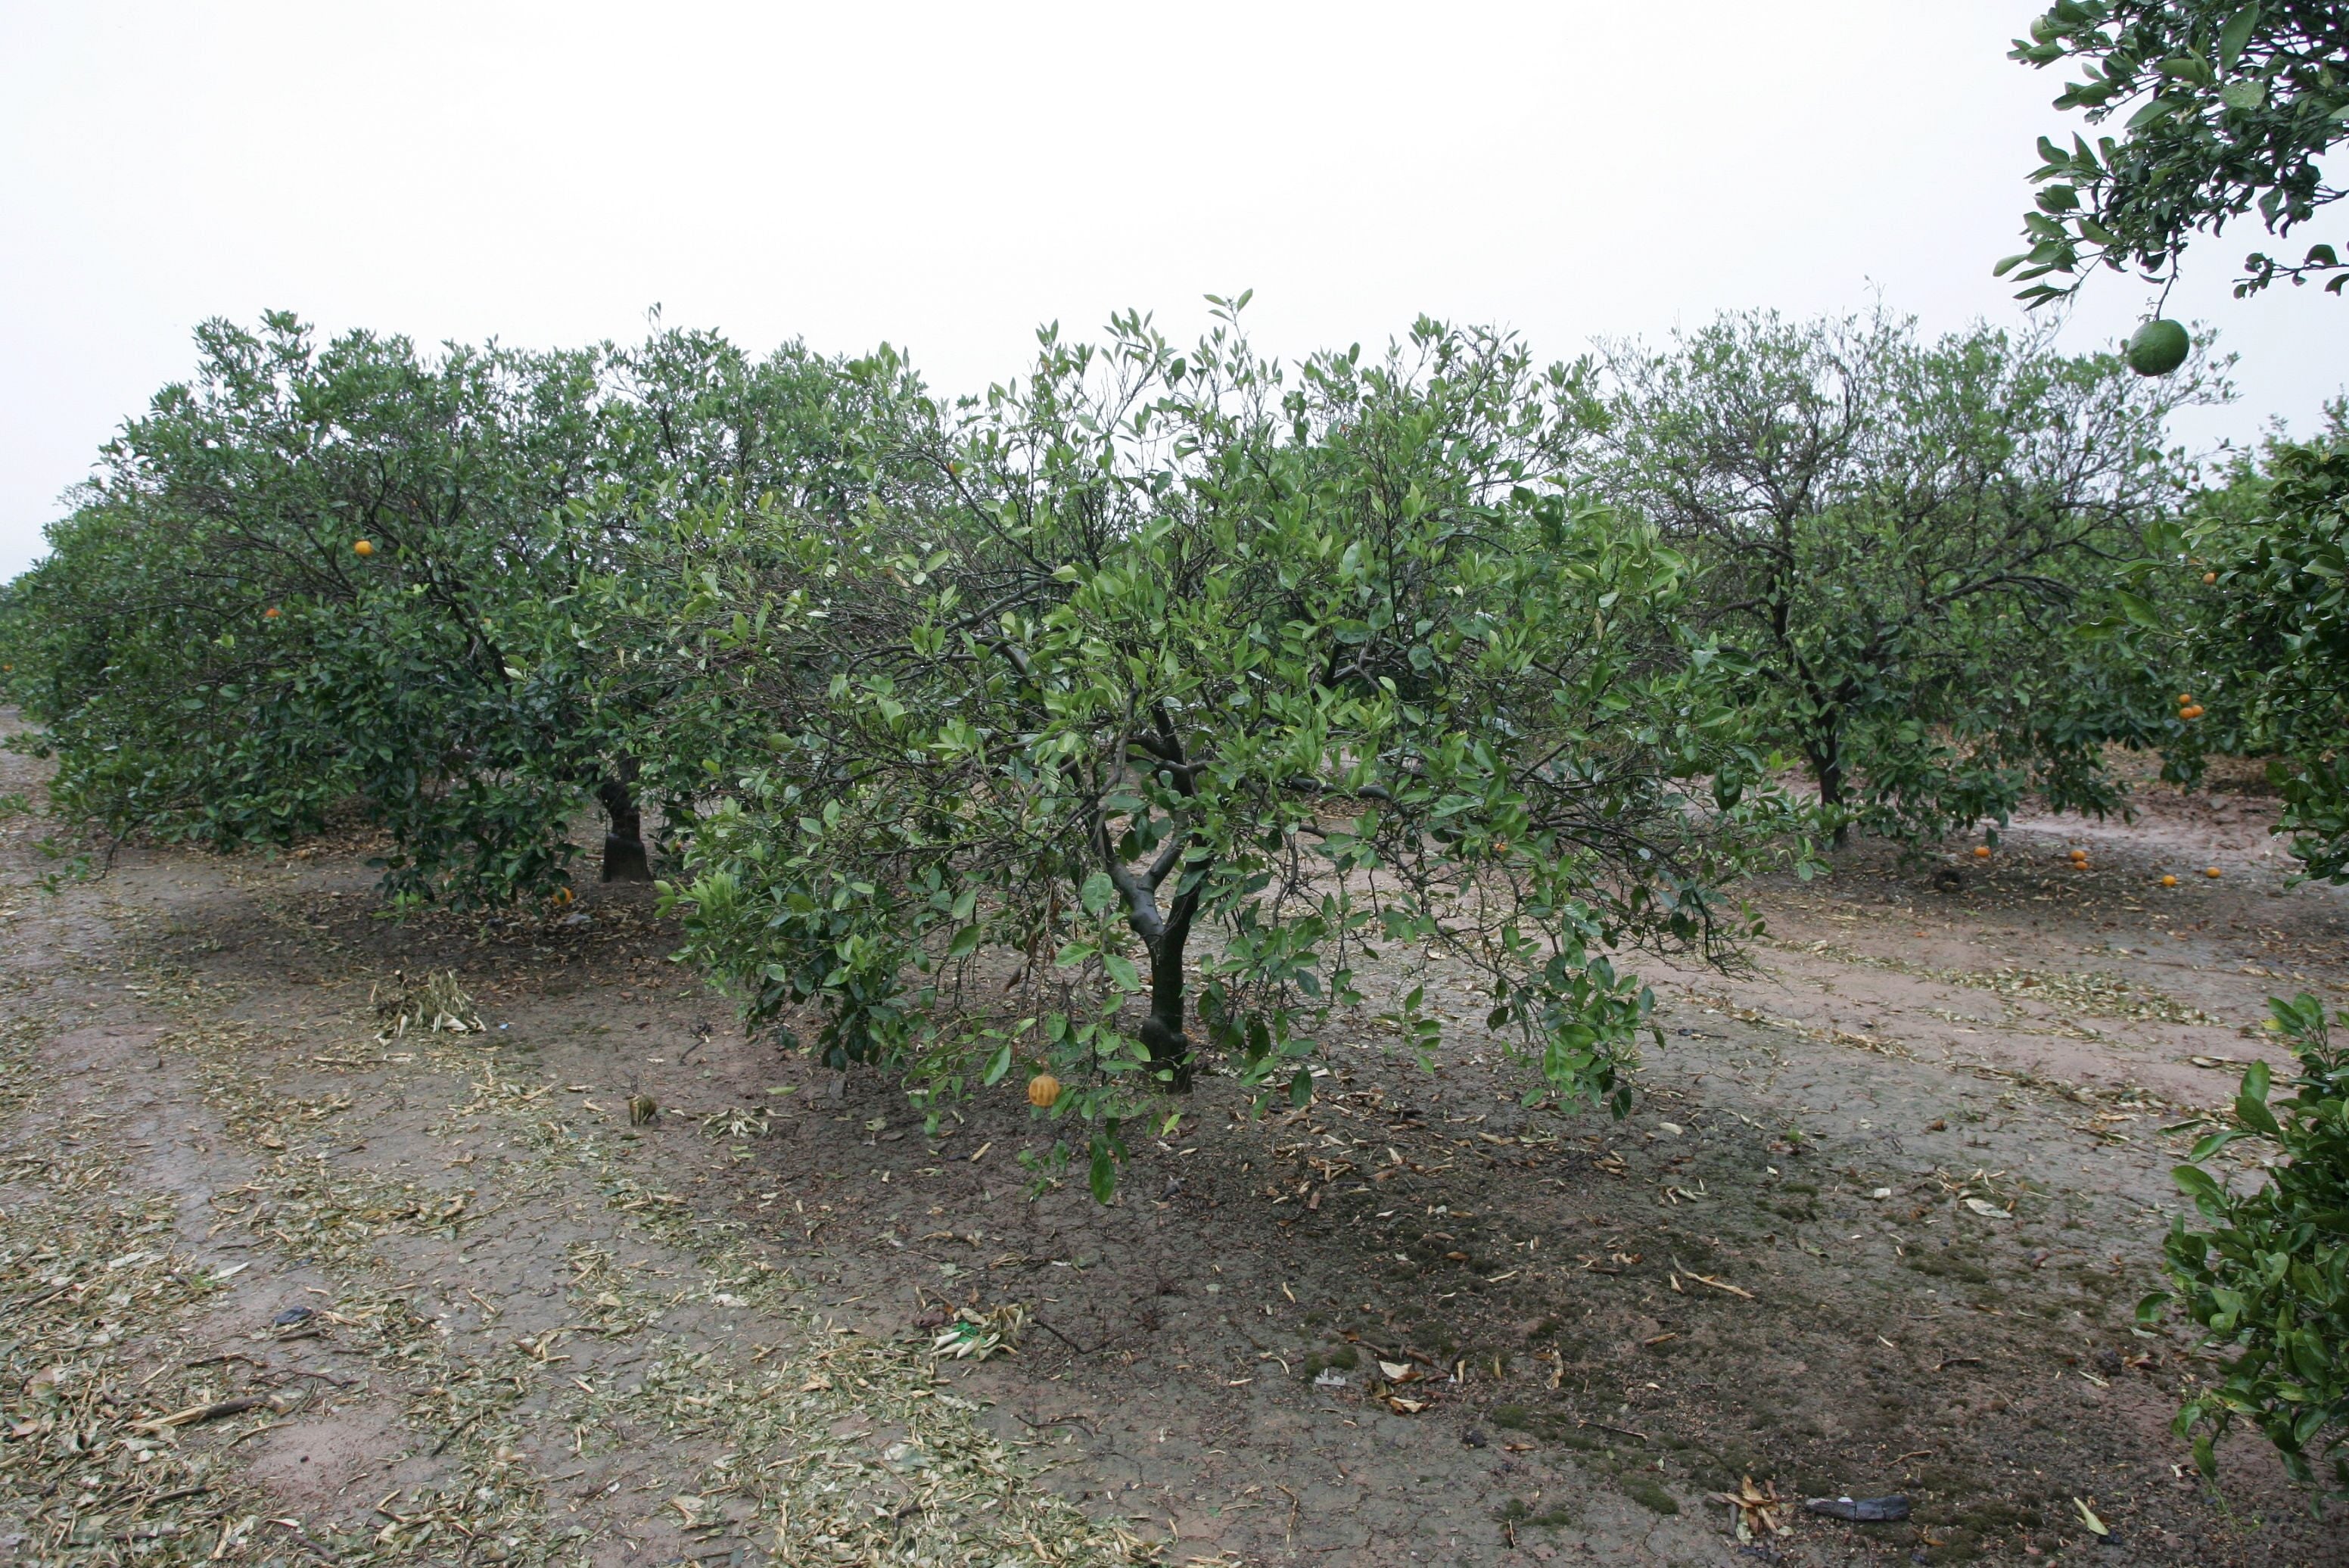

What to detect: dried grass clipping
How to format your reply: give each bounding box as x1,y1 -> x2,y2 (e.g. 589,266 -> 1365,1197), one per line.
930,1303 -> 1026,1361
371,969 -> 484,1043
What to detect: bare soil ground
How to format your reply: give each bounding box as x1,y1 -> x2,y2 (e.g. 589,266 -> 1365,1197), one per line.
4,733 -> 2347,1568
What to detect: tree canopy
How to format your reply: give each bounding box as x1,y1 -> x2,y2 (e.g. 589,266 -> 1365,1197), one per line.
639,310 -> 1806,1192
1585,309 -> 2210,845
2006,1 -> 2349,300
2139,409 -> 2349,879
2,314 -> 910,909
8,315 -> 618,905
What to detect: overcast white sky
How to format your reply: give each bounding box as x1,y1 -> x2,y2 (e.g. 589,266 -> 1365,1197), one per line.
5,2 -> 2345,580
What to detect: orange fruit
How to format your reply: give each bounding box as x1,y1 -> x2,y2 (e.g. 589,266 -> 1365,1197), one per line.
2204,866 -> 2222,879
1027,1073 -> 1061,1109
552,886 -> 572,906
1973,846 -> 1991,859
2180,705 -> 2204,720
2069,848 -> 2087,860
2160,874 -> 2178,887
2178,693 -> 2194,705
263,605 -> 281,619
2201,571 -> 2217,585
353,539 -> 375,557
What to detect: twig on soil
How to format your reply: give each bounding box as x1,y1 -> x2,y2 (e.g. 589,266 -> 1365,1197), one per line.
264,1368 -> 356,1389
226,1418 -> 294,1448
1579,1419 -> 1651,1445
1012,1410 -> 1098,1436
0,1283 -> 74,1319
1028,1315 -> 1097,1355
271,1519 -> 343,1564
428,1410 -> 484,1456
133,1395 -> 272,1433
1671,1261 -> 1756,1300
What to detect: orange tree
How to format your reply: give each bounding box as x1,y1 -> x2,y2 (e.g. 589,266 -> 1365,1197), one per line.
2137,411 -> 2349,881
5,315 -> 924,904
1585,307 -> 2212,848
586,324 -> 947,869
5,314 -> 633,904
2207,440 -> 2349,879
636,308 -> 1807,1196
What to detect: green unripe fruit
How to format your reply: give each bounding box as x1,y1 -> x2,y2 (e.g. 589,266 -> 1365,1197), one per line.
2126,318 -> 2191,376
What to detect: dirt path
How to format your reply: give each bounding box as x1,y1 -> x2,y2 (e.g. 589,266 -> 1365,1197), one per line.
0,742 -> 1157,1566
4,732 -> 2347,1567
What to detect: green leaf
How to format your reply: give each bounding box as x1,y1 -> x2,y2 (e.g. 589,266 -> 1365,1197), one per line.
1079,871 -> 1116,917
2172,1164 -> 2224,1202
2236,1061 -> 2273,1131
982,1041 -> 1013,1086
2188,1129 -> 2243,1162
1290,1066 -> 1315,1108
1088,1137 -> 1117,1204
2234,1087 -> 2282,1137
2218,5 -> 2259,70
1102,952 -> 1141,993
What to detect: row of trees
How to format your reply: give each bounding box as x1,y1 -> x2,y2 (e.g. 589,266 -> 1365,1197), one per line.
0,300 -> 2332,1168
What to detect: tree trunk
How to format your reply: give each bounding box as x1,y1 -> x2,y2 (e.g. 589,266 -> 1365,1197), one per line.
1812,741 -> 1850,850
1099,736 -> 1202,1090
1138,916 -> 1194,1092
597,777 -> 652,882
